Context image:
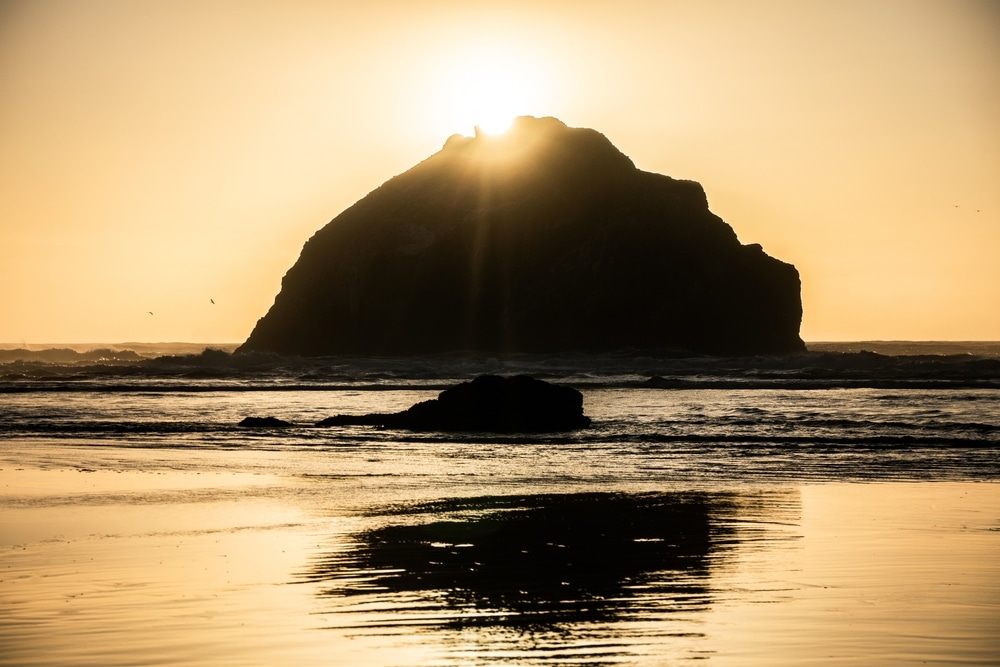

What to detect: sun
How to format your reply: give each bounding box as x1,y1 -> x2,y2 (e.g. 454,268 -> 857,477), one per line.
428,47 -> 547,137
452,62 -> 526,134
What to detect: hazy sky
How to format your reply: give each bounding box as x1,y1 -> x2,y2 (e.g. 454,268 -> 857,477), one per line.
2,0 -> 998,344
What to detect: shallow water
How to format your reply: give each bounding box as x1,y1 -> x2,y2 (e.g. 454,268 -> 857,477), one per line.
2,460 -> 998,666
3,387 -> 998,481
1,351 -> 999,665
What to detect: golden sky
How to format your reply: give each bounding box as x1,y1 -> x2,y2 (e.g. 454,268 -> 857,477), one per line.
1,0 -> 998,344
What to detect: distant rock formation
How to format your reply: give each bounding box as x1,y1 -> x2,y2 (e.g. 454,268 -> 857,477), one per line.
317,374 -> 591,432
238,116 -> 804,357
238,416 -> 293,428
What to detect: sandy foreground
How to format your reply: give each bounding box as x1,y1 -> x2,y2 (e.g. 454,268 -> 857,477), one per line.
2,460 -> 999,666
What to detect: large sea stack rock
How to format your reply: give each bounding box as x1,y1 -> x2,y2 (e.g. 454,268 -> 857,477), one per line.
239,116 -> 804,356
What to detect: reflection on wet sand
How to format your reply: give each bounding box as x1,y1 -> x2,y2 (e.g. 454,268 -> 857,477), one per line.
302,491 -> 797,646
6,460 -> 995,665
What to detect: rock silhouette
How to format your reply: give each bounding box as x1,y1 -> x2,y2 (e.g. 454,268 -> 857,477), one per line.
239,116 -> 804,356
238,416 -> 293,428
317,374 -> 590,432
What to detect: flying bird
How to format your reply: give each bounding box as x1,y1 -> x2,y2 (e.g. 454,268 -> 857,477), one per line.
210,298 -> 215,304
148,311 -> 153,315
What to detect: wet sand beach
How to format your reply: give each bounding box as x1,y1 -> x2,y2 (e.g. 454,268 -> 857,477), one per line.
3,453 -> 998,666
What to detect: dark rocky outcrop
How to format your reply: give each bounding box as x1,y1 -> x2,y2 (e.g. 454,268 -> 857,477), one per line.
317,374 -> 590,432
238,416 -> 293,428
238,116 -> 804,357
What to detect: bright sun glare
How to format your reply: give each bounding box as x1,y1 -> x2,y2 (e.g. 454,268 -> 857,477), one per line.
431,48 -> 545,137
454,66 -> 523,134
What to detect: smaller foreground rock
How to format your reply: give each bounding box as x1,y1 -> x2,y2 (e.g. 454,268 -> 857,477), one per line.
317,375 -> 591,432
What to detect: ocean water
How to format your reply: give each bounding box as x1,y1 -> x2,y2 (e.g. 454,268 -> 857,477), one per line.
1,344 -> 999,665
